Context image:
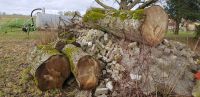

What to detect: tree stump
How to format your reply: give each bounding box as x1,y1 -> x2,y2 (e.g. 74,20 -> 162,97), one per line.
62,44 -> 101,90
83,6 -> 168,46
29,45 -> 71,91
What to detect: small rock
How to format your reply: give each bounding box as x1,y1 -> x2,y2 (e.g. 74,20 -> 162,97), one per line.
164,48 -> 171,54
157,44 -> 166,50
151,47 -> 163,57
112,91 -> 118,97
95,88 -> 109,96
97,82 -> 106,88
75,90 -> 92,97
133,47 -> 140,55
97,94 -> 107,97
163,39 -> 169,45
106,81 -> 113,91
128,42 -> 137,49
104,34 -> 108,41
130,74 -> 142,80
102,70 -> 107,75
87,42 -> 93,47
111,61 -> 117,65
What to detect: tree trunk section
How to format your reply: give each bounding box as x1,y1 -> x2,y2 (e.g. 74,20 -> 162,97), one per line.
62,44 -> 101,90
175,20 -> 180,35
29,45 -> 71,91
84,6 -> 168,46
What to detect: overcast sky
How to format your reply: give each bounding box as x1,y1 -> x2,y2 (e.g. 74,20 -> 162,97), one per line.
0,0 -> 119,15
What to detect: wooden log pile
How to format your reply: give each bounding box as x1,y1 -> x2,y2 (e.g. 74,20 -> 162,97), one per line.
28,5 -> 169,92
29,44 -> 101,91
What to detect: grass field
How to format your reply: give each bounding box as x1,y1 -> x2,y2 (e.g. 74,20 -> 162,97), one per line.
166,31 -> 195,38
0,15 -> 38,40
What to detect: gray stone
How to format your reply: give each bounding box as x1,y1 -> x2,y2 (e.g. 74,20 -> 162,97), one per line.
151,47 -> 163,57
102,70 -> 107,75
97,94 -> 107,97
112,91 -> 118,97
130,73 -> 142,80
133,47 -> 140,55
104,33 -> 108,41
164,48 -> 171,54
163,39 -> 169,45
75,90 -> 92,97
95,88 -> 109,96
128,42 -> 137,49
106,81 -> 113,91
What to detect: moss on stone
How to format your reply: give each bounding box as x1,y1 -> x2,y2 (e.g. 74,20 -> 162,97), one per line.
83,8 -> 106,23
193,81 -> 200,97
132,9 -> 144,20
197,59 -> 200,65
83,11 -> 106,23
88,8 -> 105,14
119,12 -> 128,20
0,91 -> 5,97
37,45 -> 59,55
66,37 -> 76,44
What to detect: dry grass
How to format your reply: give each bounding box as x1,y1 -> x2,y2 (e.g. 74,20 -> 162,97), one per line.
34,30 -> 58,46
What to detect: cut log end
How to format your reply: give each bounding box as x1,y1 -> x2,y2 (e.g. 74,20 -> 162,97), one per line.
141,6 -> 168,46
83,6 -> 168,46
35,55 -> 71,91
76,55 -> 101,90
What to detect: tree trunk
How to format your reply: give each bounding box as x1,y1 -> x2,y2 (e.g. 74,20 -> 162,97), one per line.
119,0 -> 128,10
84,6 -> 168,46
62,44 -> 101,90
175,20 -> 180,35
29,45 -> 71,91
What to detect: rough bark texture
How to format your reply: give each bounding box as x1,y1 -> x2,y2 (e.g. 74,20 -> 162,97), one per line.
62,44 -> 101,90
84,6 -> 168,46
29,45 -> 71,91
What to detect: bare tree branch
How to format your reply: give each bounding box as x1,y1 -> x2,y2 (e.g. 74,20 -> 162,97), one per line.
95,0 -> 116,10
128,0 -> 141,10
137,0 -> 158,9
115,0 -> 120,4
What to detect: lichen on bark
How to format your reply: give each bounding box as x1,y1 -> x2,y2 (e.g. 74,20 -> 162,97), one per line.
36,45 -> 60,55
83,7 -> 144,22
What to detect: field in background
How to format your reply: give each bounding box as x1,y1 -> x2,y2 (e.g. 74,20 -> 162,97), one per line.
166,31 -> 200,52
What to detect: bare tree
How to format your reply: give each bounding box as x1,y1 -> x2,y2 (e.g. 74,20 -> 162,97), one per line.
95,0 -> 158,10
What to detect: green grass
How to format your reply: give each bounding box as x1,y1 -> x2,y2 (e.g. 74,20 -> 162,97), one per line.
0,15 -> 38,40
165,31 -> 195,38
0,29 -> 39,40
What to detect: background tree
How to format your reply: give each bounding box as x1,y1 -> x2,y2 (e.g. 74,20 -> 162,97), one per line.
165,0 -> 200,35
95,0 -> 159,10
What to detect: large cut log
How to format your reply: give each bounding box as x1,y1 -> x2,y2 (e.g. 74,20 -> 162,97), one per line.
29,45 -> 71,91
83,6 -> 168,46
62,44 -> 101,90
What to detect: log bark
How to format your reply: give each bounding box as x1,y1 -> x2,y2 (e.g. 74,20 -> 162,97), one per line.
62,44 -> 101,90
29,45 -> 71,91
84,6 -> 168,46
